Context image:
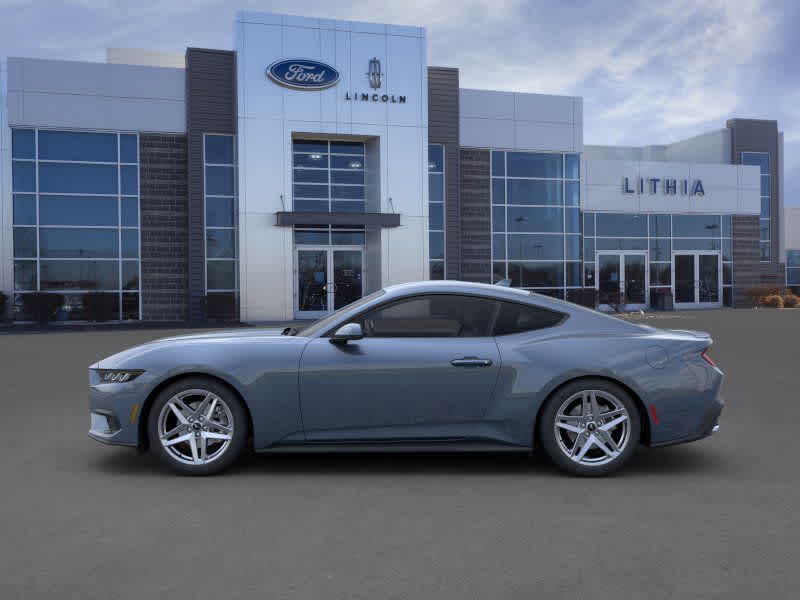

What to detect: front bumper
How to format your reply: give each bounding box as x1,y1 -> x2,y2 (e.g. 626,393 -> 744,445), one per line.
87,369 -> 149,448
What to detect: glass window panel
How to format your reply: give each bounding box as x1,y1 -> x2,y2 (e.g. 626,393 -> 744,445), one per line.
120,134 -> 138,163
293,140 -> 328,154
507,152 -> 562,178
207,260 -> 236,290
39,163 -> 117,194
205,166 -> 235,196
673,238 -> 721,251
13,194 -> 36,225
330,141 -> 364,155
673,214 -> 721,237
649,214 -> 671,237
40,195 -> 118,226
787,268 -> 800,285
566,262 -> 581,287
205,135 -> 234,164
492,206 -> 505,232
122,261 -> 139,290
38,130 -> 117,162
723,263 -> 732,285
584,262 -> 595,287
428,173 -> 444,203
430,260 -> 444,281
583,213 -> 595,236
787,250 -> 800,268
491,151 -> 505,177
760,175 -> 770,196
595,213 -> 647,237
12,129 -> 35,159
508,261 -> 564,287
40,228 -> 117,258
650,263 -> 671,286
721,215 -> 732,237
429,203 -> 443,231
294,153 -> 329,168
507,179 -> 562,205
723,287 -> 732,307
122,293 -> 139,320
330,155 -> 362,169
428,144 -> 444,172
565,154 -> 580,180
294,184 -> 329,199
761,197 -> 770,218
14,261 -> 37,291
429,232 -> 444,260
294,199 -> 328,212
493,234 -> 506,260
493,261 -> 506,284
507,206 -> 563,233
293,168 -> 328,184
583,237 -> 594,262
206,197 -> 234,227
332,170 -> 365,185
12,161 -> 35,192
294,230 -> 329,245
649,238 -> 671,261
565,235 -> 581,261
331,200 -> 365,213
121,198 -> 139,227
596,238 -> 647,251
507,234 -> 564,260
760,219 -> 770,240
760,242 -> 770,261
207,229 -> 236,259
121,229 -> 139,258
492,179 -> 505,205
40,260 -> 119,290
331,185 -> 364,200
331,231 -> 365,245
565,208 -> 580,233
722,238 -> 732,261
741,152 -> 769,174
120,165 -> 138,195
13,227 -> 37,258
565,181 -> 579,206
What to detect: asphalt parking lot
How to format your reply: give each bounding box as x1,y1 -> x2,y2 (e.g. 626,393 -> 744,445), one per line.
1,309 -> 799,599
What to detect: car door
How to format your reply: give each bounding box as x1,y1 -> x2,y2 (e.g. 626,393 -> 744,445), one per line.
298,294 -> 502,442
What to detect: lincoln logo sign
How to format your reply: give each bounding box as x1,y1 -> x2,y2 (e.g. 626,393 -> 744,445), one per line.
623,177 -> 705,196
266,59 -> 340,90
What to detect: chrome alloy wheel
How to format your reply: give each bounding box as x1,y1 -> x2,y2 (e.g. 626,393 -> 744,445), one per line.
553,390 -> 631,466
157,389 -> 234,465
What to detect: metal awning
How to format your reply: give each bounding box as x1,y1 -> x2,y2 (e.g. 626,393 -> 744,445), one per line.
275,211 -> 401,227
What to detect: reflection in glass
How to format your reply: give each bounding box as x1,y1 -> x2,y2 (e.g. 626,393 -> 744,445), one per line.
297,250 -> 328,312
40,261 -> 118,290
40,228 -> 118,258
38,131 -> 117,162
40,195 -> 118,226
333,250 -> 362,310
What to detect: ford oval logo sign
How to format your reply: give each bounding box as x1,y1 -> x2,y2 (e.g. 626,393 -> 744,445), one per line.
267,59 -> 340,90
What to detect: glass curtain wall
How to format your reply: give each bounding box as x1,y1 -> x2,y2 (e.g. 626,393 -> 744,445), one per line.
741,152 -> 771,261
428,144 -> 445,279
11,128 -> 140,320
204,134 -> 238,303
583,213 -> 733,307
491,151 -> 581,299
292,140 -> 365,212
787,250 -> 800,288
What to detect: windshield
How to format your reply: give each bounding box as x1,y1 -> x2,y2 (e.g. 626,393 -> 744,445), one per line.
293,289 -> 386,337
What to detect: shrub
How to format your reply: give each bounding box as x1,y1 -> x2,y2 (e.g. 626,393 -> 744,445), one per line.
83,292 -> 118,322
747,287 -> 791,307
782,294 -> 799,308
21,293 -> 64,324
0,292 -> 7,322
762,295 -> 784,309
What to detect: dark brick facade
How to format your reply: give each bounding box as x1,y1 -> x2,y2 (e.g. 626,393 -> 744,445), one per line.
459,149 -> 491,283
731,215 -> 760,307
139,134 -> 189,321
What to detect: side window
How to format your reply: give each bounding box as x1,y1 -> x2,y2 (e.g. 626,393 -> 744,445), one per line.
360,295 -> 499,338
493,301 -> 565,336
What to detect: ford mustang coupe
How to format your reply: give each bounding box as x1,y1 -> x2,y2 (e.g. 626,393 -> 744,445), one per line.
88,281 -> 723,476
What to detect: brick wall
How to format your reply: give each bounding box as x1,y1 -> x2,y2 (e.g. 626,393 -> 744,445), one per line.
732,215 -> 760,307
459,149 -> 491,283
139,134 -> 189,321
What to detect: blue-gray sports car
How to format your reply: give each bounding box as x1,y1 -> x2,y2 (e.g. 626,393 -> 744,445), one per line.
88,281 -> 723,476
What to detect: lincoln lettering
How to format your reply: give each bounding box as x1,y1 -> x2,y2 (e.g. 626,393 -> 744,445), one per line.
623,177 -> 705,196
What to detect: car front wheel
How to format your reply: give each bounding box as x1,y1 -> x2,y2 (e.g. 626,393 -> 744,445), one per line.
539,379 -> 641,476
148,377 -> 248,475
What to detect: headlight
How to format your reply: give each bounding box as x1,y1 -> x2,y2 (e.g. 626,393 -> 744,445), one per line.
95,369 -> 145,383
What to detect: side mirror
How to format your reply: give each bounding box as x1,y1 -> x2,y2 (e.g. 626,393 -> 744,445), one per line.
330,322 -> 364,344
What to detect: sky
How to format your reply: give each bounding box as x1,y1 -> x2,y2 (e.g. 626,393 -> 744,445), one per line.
1,0 -> 798,204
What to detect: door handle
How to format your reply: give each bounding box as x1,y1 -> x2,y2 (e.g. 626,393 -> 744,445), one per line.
451,357 -> 493,367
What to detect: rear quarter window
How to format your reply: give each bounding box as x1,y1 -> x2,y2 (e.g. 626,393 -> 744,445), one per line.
493,301 -> 566,336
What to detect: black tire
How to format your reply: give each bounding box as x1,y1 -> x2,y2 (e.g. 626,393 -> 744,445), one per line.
538,379 -> 641,476
147,376 -> 249,475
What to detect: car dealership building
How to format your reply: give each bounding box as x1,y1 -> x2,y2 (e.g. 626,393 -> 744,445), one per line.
0,11 -> 790,322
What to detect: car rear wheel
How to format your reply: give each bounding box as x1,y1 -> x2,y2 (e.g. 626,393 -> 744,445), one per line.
539,379 -> 641,476
148,377 -> 248,475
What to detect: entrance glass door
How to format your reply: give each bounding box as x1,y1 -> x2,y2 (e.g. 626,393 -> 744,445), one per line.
296,248 -> 364,318
597,252 -> 648,310
672,252 -> 721,308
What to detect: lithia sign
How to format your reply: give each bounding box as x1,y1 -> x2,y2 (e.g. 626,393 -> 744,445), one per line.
267,57 -> 406,103
623,177 -> 705,196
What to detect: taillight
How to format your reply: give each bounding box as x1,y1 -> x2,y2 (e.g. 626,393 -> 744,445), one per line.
701,348 -> 716,367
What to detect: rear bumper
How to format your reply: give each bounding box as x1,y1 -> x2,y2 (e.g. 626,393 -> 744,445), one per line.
650,393 -> 724,448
